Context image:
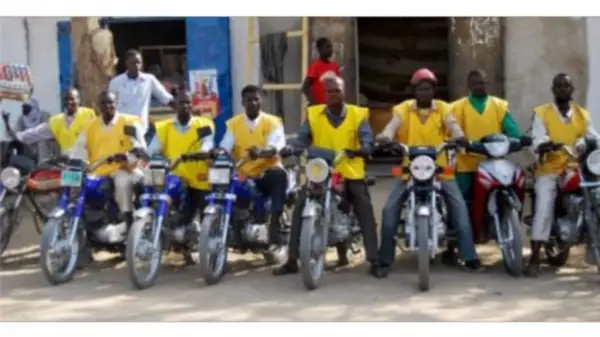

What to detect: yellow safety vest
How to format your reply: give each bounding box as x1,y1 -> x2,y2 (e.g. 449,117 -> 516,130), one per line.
307,104 -> 368,180
451,96 -> 508,172
48,107 -> 96,152
86,114 -> 136,176
534,103 -> 588,176
226,112 -> 282,178
393,99 -> 454,180
155,117 -> 214,190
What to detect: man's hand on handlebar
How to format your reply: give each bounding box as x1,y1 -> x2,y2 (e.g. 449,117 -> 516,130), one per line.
344,148 -> 370,159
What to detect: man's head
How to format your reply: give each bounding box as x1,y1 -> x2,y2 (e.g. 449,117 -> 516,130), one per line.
316,37 -> 333,60
411,68 -> 437,103
241,85 -> 262,119
175,90 -> 193,122
21,101 -> 33,116
97,90 -> 117,120
467,69 -> 488,97
125,49 -> 143,76
63,88 -> 80,115
324,76 -> 345,107
552,73 -> 574,102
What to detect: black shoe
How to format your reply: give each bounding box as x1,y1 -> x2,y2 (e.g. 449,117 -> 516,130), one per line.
441,249 -> 458,266
462,259 -> 485,272
272,260 -> 298,276
371,264 -> 389,278
524,262 -> 540,278
337,255 -> 350,268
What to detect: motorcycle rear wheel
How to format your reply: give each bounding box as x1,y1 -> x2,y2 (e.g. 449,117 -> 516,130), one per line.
39,217 -> 82,285
299,213 -> 326,291
0,208 -> 16,256
198,212 -> 228,285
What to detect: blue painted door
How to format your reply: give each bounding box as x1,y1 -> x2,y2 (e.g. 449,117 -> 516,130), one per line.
185,17 -> 232,144
56,21 -> 72,110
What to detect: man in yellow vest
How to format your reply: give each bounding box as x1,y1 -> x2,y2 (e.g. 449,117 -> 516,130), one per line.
373,68 -> 483,278
273,76 -> 380,277
452,70 -> 523,207
2,88 -> 96,154
219,85 -> 289,253
527,73 -> 600,277
70,90 -> 147,231
148,90 -> 215,226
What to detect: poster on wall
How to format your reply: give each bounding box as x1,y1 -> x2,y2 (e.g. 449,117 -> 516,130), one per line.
189,68 -> 220,120
0,63 -> 33,101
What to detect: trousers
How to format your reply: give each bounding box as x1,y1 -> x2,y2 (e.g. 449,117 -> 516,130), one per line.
531,175 -> 558,241
112,168 -> 143,213
379,179 -> 478,267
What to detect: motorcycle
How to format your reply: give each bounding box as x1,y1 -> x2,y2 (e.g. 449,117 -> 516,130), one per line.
0,140 -> 61,256
467,134 -> 531,276
127,126 -> 213,290
525,139 -> 600,271
379,141 -> 459,291
198,148 -> 297,285
295,147 -> 373,291
39,132 -> 146,285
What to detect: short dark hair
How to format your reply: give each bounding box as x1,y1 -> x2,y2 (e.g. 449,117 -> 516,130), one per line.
126,49 -> 141,59
316,37 -> 330,49
241,84 -> 262,97
467,69 -> 487,80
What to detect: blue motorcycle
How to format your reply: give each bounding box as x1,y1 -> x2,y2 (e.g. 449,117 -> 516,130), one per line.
127,126 -> 213,290
198,148 -> 298,285
39,147 -> 145,285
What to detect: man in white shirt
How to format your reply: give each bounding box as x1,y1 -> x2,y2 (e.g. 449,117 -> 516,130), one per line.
108,49 -> 174,139
219,85 -> 289,252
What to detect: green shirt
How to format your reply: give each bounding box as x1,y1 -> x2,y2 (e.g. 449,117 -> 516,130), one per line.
467,94 -> 522,138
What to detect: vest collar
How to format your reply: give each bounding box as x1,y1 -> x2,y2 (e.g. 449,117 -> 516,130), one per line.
100,112 -> 120,126
552,102 -> 574,120
321,104 -> 347,118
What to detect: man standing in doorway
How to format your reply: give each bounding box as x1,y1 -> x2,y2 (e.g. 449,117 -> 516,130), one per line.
108,49 -> 175,142
302,37 -> 341,106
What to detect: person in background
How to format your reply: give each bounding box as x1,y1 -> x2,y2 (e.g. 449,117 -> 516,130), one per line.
218,85 -> 289,254
108,49 -> 174,143
373,68 -> 483,278
527,73 -> 600,277
15,97 -> 51,162
274,76 -> 380,277
2,88 -> 95,156
302,37 -> 341,106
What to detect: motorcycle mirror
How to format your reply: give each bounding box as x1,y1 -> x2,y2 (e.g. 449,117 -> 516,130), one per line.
196,126 -> 213,140
123,125 -> 137,139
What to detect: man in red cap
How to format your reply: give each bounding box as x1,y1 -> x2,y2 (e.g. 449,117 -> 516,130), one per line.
373,68 -> 483,278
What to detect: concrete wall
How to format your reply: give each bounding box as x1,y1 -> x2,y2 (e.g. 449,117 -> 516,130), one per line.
504,17 -> 590,132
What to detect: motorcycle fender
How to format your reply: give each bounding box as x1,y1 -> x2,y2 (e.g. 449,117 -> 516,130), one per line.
302,200 -> 320,217
416,205 -> 431,217
504,190 -> 522,212
487,190 -> 498,215
48,207 -> 66,219
203,204 -> 222,215
134,207 -> 154,220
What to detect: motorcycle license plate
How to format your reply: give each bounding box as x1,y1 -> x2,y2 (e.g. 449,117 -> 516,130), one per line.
60,170 -> 83,187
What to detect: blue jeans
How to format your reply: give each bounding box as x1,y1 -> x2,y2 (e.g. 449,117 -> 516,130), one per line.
378,179 -> 478,267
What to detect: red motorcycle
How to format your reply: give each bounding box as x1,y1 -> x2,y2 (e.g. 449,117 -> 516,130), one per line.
467,134 -> 530,276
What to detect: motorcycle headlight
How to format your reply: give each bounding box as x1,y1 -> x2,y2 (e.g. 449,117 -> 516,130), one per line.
143,168 -> 166,186
208,167 -> 231,185
409,155 -> 436,181
305,158 -> 330,184
483,138 -> 510,158
1,167 -> 21,190
586,149 -> 600,175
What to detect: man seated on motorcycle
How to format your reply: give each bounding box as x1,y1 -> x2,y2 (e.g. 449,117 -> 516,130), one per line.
273,75 -> 380,277
451,70 -> 523,208
527,73 -> 600,277
218,84 -> 289,254
373,68 -> 483,278
2,88 -> 96,155
148,90 -> 215,226
70,90 -> 148,232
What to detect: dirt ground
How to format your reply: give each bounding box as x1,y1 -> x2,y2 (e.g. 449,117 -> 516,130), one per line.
1,178 -> 599,322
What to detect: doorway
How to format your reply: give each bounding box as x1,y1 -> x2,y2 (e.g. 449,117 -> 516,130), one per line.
356,17 -> 450,136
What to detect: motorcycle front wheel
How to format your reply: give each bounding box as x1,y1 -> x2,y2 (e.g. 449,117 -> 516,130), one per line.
299,212 -> 327,291
0,207 -> 17,256
584,207 -> 600,273
126,216 -> 163,290
500,209 -> 524,277
198,212 -> 228,285
416,215 -> 431,292
39,217 -> 82,285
